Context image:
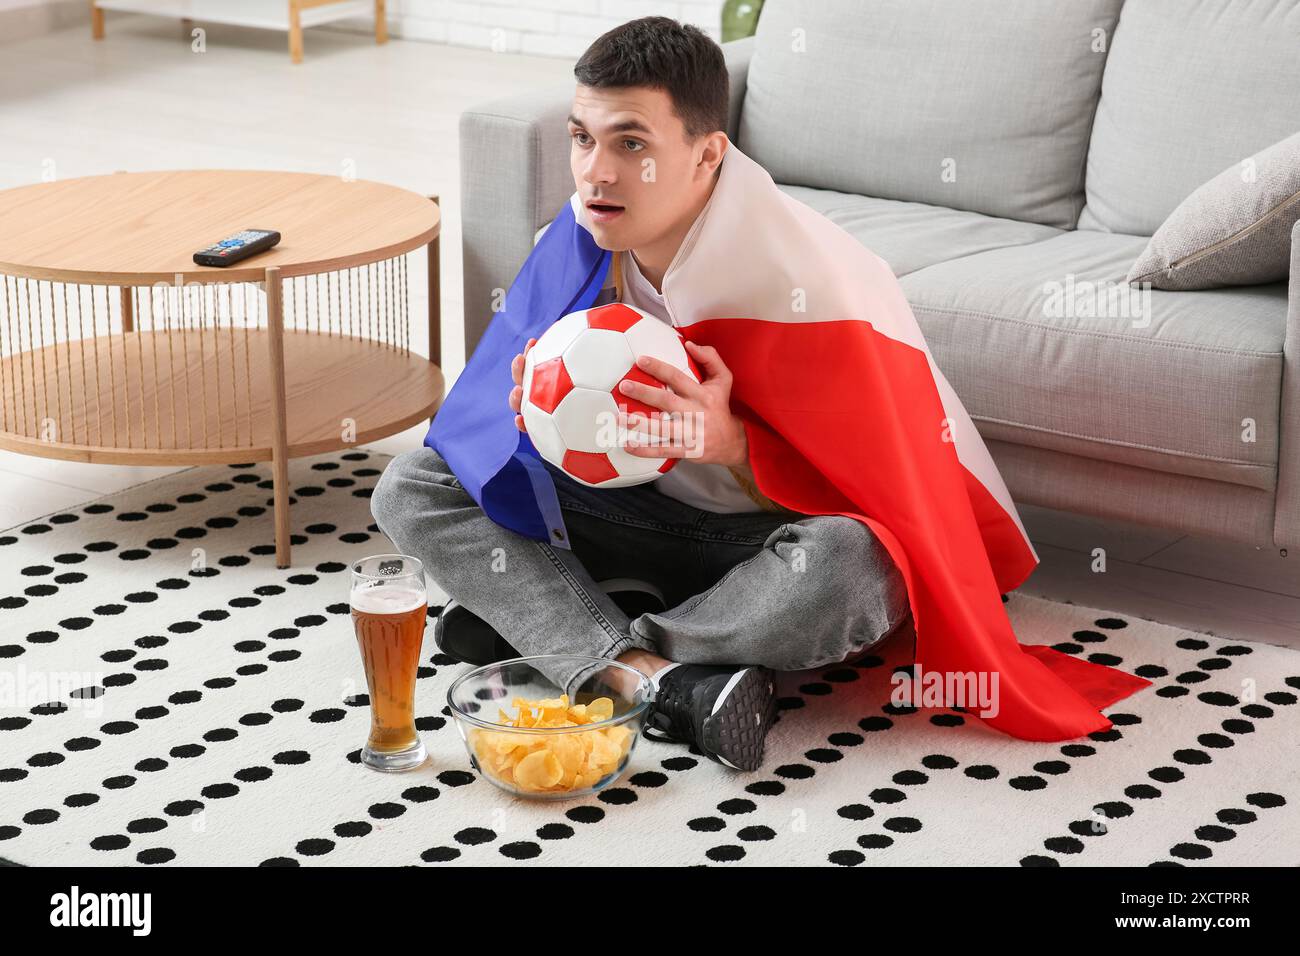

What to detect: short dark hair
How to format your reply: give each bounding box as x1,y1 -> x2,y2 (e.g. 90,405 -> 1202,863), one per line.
574,17 -> 729,141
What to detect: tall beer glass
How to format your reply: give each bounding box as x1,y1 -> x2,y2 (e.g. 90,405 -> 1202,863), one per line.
350,554 -> 428,772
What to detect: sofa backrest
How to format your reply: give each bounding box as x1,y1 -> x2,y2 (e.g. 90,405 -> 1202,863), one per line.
1078,0 -> 1300,236
739,0 -> 1124,229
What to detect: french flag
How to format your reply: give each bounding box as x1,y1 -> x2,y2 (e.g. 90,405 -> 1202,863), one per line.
427,143 -> 1150,742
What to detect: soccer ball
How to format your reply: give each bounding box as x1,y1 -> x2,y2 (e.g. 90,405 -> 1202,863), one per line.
521,302 -> 702,487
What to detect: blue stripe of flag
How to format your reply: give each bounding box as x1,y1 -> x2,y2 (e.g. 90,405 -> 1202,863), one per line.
424,197 -> 610,547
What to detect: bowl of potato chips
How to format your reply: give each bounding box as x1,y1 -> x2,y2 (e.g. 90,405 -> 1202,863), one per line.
446,655 -> 653,800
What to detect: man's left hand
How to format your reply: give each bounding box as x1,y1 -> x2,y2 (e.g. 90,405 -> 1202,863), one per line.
616,340 -> 748,468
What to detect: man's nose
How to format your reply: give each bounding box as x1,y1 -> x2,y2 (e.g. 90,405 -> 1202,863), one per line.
581,143 -> 617,186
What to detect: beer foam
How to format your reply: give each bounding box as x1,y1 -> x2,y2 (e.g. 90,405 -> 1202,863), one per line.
351,585 -> 425,615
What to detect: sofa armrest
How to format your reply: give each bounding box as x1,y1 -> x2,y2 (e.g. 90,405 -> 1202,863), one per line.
722,35 -> 756,146
459,82 -> 578,357
1275,219 -> 1300,549
458,36 -> 757,359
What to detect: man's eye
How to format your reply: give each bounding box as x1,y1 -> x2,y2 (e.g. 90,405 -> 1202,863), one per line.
625,140 -> 644,151
572,131 -> 590,145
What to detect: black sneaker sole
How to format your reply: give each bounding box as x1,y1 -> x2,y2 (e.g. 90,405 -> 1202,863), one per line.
700,666 -> 777,772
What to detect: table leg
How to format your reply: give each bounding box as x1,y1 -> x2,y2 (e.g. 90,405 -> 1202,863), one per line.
91,1 -> 104,39
375,0 -> 388,44
289,0 -> 304,64
266,266 -> 293,568
427,194 -> 441,368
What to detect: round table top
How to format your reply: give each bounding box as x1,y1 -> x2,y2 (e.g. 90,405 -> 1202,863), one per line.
0,170 -> 440,285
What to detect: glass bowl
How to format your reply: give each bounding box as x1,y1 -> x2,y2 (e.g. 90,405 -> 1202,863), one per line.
446,655 -> 653,800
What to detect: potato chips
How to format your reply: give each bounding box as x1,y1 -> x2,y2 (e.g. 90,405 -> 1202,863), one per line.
468,694 -> 634,794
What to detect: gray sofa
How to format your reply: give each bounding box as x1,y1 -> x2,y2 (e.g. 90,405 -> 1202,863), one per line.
457,0 -> 1300,551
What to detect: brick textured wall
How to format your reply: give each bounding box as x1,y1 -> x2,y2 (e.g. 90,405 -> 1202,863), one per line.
384,0 -> 726,57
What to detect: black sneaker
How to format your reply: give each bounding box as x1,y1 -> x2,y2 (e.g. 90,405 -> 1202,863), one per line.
432,578 -> 667,666
431,599 -> 519,666
642,663 -> 777,771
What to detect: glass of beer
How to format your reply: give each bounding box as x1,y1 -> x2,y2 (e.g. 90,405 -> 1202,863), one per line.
350,554 -> 429,772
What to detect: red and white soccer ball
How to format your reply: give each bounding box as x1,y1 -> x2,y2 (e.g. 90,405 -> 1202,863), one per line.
521,302 -> 703,487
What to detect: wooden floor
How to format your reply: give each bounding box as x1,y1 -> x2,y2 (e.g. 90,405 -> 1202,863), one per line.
1,16 -> 1296,649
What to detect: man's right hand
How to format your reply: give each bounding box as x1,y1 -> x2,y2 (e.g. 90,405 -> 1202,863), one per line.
507,337 -> 538,433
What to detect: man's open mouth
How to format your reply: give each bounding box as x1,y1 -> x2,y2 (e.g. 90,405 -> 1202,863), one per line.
586,200 -> 625,220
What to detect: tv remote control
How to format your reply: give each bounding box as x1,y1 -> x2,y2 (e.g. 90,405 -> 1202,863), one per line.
193,228 -> 281,267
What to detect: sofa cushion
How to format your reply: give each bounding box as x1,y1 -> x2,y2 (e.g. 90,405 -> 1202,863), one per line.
777,186 -> 1062,277
740,0 -> 1124,229
1079,0 -> 1300,236
1126,130 -> 1300,290
899,231 -> 1287,490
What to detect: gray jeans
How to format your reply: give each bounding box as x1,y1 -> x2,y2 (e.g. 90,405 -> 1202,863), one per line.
370,446 -> 913,693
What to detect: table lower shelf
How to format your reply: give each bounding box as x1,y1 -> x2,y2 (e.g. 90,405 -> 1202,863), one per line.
0,328 -> 443,465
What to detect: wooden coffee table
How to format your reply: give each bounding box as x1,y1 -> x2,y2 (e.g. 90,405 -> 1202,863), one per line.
0,170 -> 444,568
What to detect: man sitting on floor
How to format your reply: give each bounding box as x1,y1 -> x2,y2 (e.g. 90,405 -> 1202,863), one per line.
371,17 -> 914,771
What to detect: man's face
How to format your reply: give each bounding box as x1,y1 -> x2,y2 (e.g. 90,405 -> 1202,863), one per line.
568,85 -> 709,251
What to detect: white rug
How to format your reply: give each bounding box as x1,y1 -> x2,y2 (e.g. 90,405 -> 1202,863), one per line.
1,448 -> 1297,867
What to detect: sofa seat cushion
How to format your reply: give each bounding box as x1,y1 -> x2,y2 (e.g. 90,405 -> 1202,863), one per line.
899,230 -> 1287,490
778,185 -> 1062,277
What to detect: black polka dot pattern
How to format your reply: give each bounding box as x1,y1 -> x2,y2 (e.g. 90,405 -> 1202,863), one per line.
2,462 -> 1296,866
